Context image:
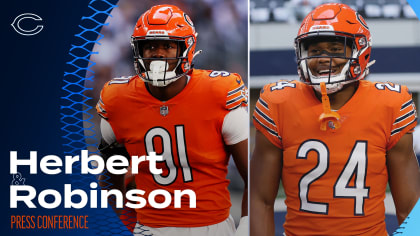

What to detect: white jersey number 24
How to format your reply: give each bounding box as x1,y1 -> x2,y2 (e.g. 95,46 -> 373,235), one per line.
297,140 -> 370,216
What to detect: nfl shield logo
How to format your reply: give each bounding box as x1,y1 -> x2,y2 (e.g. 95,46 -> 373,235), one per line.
160,105 -> 169,116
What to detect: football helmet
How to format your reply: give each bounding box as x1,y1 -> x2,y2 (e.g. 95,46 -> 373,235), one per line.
295,3 -> 374,94
131,5 -> 199,87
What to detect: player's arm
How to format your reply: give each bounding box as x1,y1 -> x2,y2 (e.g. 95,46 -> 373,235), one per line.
223,107 -> 249,216
229,139 -> 248,217
387,133 -> 420,224
221,106 -> 249,235
250,130 -> 283,236
229,139 -> 249,236
98,118 -> 130,215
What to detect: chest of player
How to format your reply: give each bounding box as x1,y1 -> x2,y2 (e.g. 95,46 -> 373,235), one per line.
114,99 -> 223,140
279,94 -> 392,184
107,88 -> 229,171
259,81 -> 412,223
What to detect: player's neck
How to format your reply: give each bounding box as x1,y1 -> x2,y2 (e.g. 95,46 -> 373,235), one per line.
314,81 -> 359,110
146,76 -> 188,101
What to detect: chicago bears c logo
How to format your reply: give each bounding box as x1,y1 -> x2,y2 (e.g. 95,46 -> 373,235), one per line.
11,13 -> 44,36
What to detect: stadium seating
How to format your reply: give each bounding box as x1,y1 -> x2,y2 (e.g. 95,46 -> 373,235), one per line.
250,0 -> 417,23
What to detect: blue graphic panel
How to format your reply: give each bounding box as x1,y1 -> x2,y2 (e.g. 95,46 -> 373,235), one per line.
393,199 -> 420,235
407,0 -> 420,19
61,0 -> 134,235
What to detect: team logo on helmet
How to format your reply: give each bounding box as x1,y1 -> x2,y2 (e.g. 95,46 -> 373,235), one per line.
356,12 -> 369,30
184,13 -> 194,27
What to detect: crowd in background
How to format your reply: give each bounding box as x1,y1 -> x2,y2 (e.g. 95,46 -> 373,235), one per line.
250,0 -> 417,23
86,0 -> 247,98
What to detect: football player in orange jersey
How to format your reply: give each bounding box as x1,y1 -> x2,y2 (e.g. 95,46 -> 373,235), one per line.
251,3 -> 420,236
96,5 -> 248,236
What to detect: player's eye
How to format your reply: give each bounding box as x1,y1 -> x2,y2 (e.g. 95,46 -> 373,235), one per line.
330,47 -> 343,52
165,43 -> 177,49
143,44 -> 155,50
309,49 -> 321,55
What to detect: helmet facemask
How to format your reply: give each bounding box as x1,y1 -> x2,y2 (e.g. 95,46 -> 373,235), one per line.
295,32 -> 370,94
131,35 -> 196,87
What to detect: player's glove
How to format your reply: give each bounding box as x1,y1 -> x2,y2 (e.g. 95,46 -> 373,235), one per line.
98,138 -> 130,162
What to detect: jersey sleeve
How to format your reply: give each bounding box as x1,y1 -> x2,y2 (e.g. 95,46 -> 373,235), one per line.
252,84 -> 283,149
96,87 -> 108,120
96,76 -> 132,120
225,73 -> 248,110
387,85 -> 418,150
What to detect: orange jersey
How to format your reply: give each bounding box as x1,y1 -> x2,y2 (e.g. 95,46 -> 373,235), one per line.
97,69 -> 247,227
253,80 -> 417,235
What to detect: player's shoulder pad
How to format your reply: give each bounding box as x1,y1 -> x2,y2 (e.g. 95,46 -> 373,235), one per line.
364,80 -> 412,106
105,75 -> 135,87
195,69 -> 242,82
97,75 -> 135,119
368,80 -> 409,95
260,80 -> 304,104
194,69 -> 248,110
101,76 -> 135,99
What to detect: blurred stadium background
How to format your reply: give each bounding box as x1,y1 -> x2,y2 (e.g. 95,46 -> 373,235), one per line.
83,0 -> 248,227
250,0 -> 420,234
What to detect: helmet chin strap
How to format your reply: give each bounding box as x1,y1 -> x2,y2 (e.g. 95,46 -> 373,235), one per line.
147,61 -> 178,87
361,60 -> 376,80
192,50 -> 202,60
